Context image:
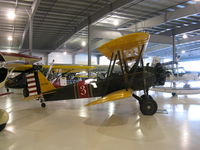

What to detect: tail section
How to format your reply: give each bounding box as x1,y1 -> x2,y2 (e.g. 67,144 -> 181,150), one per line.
37,71 -> 55,93
26,73 -> 38,96
25,71 -> 55,98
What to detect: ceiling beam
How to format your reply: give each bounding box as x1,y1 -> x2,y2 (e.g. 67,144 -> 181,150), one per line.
53,0 -> 145,50
90,26 -> 172,44
128,2 -> 200,32
162,22 -> 200,36
19,0 -> 41,49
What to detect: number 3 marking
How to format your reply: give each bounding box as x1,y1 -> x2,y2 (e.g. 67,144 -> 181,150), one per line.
80,85 -> 86,95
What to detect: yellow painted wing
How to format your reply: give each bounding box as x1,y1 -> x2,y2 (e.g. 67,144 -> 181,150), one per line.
42,65 -> 96,73
9,65 -> 96,72
97,32 -> 150,60
85,89 -> 133,106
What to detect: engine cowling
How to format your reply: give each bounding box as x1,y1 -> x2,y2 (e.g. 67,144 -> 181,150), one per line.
153,63 -> 166,86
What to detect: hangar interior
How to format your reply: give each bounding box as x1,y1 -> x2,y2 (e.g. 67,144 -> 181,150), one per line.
1,0 -> 200,150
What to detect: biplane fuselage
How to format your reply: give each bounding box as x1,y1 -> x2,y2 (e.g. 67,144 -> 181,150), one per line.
25,65 -> 165,102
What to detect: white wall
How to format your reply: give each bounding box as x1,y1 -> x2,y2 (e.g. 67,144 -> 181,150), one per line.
99,56 -> 110,65
48,52 -> 72,64
32,52 -> 47,65
75,54 -> 97,65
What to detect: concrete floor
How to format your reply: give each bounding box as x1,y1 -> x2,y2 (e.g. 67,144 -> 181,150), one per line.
1,89 -> 200,150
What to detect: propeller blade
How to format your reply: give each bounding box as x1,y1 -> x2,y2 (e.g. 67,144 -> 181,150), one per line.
85,89 -> 133,106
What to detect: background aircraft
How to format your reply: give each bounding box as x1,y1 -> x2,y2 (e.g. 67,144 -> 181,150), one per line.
152,64 -> 200,96
0,51 -> 41,132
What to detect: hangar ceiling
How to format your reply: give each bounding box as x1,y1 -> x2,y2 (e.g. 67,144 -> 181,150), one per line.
0,0 -> 200,61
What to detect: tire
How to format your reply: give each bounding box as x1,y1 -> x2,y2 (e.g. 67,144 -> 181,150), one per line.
140,95 -> 157,115
0,123 -> 6,132
41,103 -> 46,108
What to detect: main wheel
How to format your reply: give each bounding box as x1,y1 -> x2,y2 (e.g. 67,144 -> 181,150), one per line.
0,123 -> 6,132
41,103 -> 46,108
139,95 -> 157,115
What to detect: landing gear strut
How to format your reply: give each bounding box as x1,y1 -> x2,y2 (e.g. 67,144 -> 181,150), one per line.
132,93 -> 158,115
39,97 -> 46,108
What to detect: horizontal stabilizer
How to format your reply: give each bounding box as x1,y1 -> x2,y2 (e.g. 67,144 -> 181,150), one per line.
85,89 -> 133,106
22,91 -> 56,101
22,94 -> 41,101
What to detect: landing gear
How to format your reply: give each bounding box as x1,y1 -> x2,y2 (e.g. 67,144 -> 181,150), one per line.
41,103 -> 46,108
172,92 -> 177,97
139,95 -> 157,115
39,97 -> 46,108
132,93 -> 158,115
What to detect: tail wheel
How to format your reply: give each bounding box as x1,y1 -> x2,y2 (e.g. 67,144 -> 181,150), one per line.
140,95 -> 157,115
172,92 -> 177,97
41,103 -> 46,108
0,123 -> 6,132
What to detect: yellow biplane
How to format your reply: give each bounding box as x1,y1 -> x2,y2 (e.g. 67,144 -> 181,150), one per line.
22,32 -> 166,113
0,32 -> 167,132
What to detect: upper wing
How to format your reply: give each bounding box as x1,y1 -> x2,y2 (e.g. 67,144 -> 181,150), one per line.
97,32 -> 150,61
43,65 -> 96,73
8,64 -> 96,72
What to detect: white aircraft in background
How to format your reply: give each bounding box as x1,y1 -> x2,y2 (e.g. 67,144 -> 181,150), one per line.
150,58 -> 200,96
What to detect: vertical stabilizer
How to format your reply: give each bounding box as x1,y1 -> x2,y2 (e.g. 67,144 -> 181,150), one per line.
37,71 -> 55,93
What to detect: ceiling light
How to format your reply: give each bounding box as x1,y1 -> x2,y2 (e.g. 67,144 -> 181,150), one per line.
81,41 -> 86,47
181,50 -> 186,54
7,10 -> 16,20
7,36 -> 13,41
182,34 -> 188,39
113,20 -> 119,26
63,51 -> 67,55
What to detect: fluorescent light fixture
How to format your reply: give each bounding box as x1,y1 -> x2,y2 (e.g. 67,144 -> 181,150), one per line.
167,8 -> 175,12
7,10 -> 16,20
181,50 -> 186,54
187,1 -> 197,4
182,34 -> 188,39
81,41 -> 86,47
176,5 -> 185,8
7,36 -> 13,41
63,51 -> 67,55
113,20 -> 119,26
